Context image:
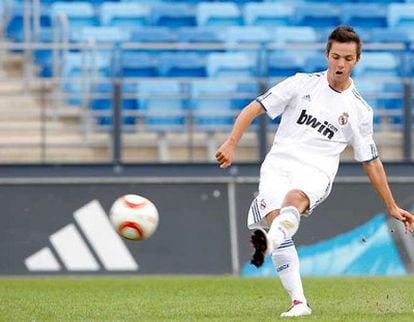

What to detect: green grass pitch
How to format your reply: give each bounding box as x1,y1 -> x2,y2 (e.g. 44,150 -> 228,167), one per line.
1,276 -> 414,321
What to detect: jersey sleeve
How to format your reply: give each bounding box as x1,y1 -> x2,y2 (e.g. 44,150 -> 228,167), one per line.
255,73 -> 304,119
351,108 -> 378,162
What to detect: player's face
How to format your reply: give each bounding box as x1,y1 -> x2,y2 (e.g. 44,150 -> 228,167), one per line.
326,41 -> 359,88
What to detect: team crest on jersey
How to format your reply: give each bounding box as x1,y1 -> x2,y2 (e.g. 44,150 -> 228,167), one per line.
338,112 -> 349,125
260,199 -> 266,210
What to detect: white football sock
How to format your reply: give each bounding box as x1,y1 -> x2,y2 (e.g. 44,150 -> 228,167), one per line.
267,206 -> 300,252
272,243 -> 307,304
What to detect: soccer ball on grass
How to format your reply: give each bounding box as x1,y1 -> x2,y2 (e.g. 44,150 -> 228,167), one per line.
109,194 -> 159,241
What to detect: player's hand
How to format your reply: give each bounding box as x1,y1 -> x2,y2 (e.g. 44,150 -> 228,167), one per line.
389,207 -> 414,233
215,139 -> 236,169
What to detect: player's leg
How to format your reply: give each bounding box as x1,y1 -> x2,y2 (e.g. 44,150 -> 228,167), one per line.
249,189 -> 308,268
273,243 -> 312,317
266,189 -> 309,251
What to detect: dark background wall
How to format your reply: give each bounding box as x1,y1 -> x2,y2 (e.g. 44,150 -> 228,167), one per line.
1,163 -> 413,275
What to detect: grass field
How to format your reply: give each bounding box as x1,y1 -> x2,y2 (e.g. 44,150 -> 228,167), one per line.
2,276 -> 414,321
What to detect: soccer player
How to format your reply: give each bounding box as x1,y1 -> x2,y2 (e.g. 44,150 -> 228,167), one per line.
215,25 -> 414,318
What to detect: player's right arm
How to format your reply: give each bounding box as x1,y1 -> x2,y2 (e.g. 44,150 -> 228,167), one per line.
215,100 -> 265,168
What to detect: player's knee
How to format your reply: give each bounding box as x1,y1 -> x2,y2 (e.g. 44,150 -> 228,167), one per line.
271,206 -> 300,239
282,190 -> 310,214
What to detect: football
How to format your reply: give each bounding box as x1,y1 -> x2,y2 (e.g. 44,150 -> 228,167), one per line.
109,194 -> 159,241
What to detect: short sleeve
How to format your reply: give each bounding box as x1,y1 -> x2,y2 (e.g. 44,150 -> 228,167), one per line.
352,108 -> 378,162
256,73 -> 304,119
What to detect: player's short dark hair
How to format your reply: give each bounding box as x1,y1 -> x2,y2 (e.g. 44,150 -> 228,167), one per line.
326,25 -> 361,59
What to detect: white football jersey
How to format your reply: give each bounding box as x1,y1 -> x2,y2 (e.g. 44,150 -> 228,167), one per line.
256,71 -> 378,180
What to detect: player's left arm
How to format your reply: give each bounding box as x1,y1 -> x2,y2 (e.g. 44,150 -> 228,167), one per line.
362,158 -> 414,233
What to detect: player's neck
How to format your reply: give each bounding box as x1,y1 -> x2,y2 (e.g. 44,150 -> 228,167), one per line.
327,72 -> 352,93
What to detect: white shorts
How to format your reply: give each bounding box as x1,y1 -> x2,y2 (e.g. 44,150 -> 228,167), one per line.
247,156 -> 332,230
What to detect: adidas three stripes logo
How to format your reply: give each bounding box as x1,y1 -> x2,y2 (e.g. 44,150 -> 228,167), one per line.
24,200 -> 138,272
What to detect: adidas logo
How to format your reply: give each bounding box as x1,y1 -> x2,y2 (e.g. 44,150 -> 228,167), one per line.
302,94 -> 311,102
24,200 -> 138,272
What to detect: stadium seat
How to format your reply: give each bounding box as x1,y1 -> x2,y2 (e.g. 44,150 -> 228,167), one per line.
219,26 -> 272,45
382,82 -> 404,126
341,4 -> 387,29
99,2 -> 150,27
388,4 -> 414,28
294,4 -> 341,28
158,52 -> 207,77
50,2 -> 98,28
273,26 -> 318,44
6,3 -> 52,42
151,4 -> 196,27
267,52 -> 304,77
121,52 -> 159,77
176,27 -> 222,43
90,82 -> 138,127
70,26 -> 130,43
369,28 -> 412,44
243,3 -> 294,26
196,2 -> 242,27
190,80 -> 239,131
137,81 -> 186,132
130,27 -> 177,43
353,52 -> 401,77
206,52 -> 257,78
62,52 -> 112,106
303,53 -> 327,73
353,79 -> 383,125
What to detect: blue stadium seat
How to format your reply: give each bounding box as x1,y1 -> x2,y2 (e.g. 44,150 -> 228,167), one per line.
151,3 -> 196,27
158,52 -> 207,77
382,82 -> 404,126
99,2 -> 150,27
353,52 -> 400,77
62,52 -> 112,106
6,3 -> 51,42
234,81 -> 260,110
206,52 -> 257,77
70,26 -> 131,43
121,52 -> 159,77
388,4 -> 414,28
303,53 -> 327,73
353,79 -> 383,126
220,26 -> 272,44
267,53 -> 304,77
294,4 -> 341,28
273,26 -> 318,44
137,81 -> 186,132
90,82 -> 138,127
50,2 -> 98,28
196,2 -> 242,27
130,27 -> 177,43
243,3 -> 294,26
369,28 -> 412,44
342,4 -> 387,28
191,80 -> 239,131
354,0 -> 405,3
176,27 -> 222,43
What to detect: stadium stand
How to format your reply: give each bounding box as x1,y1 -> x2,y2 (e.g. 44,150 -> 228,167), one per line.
1,0 -> 413,163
